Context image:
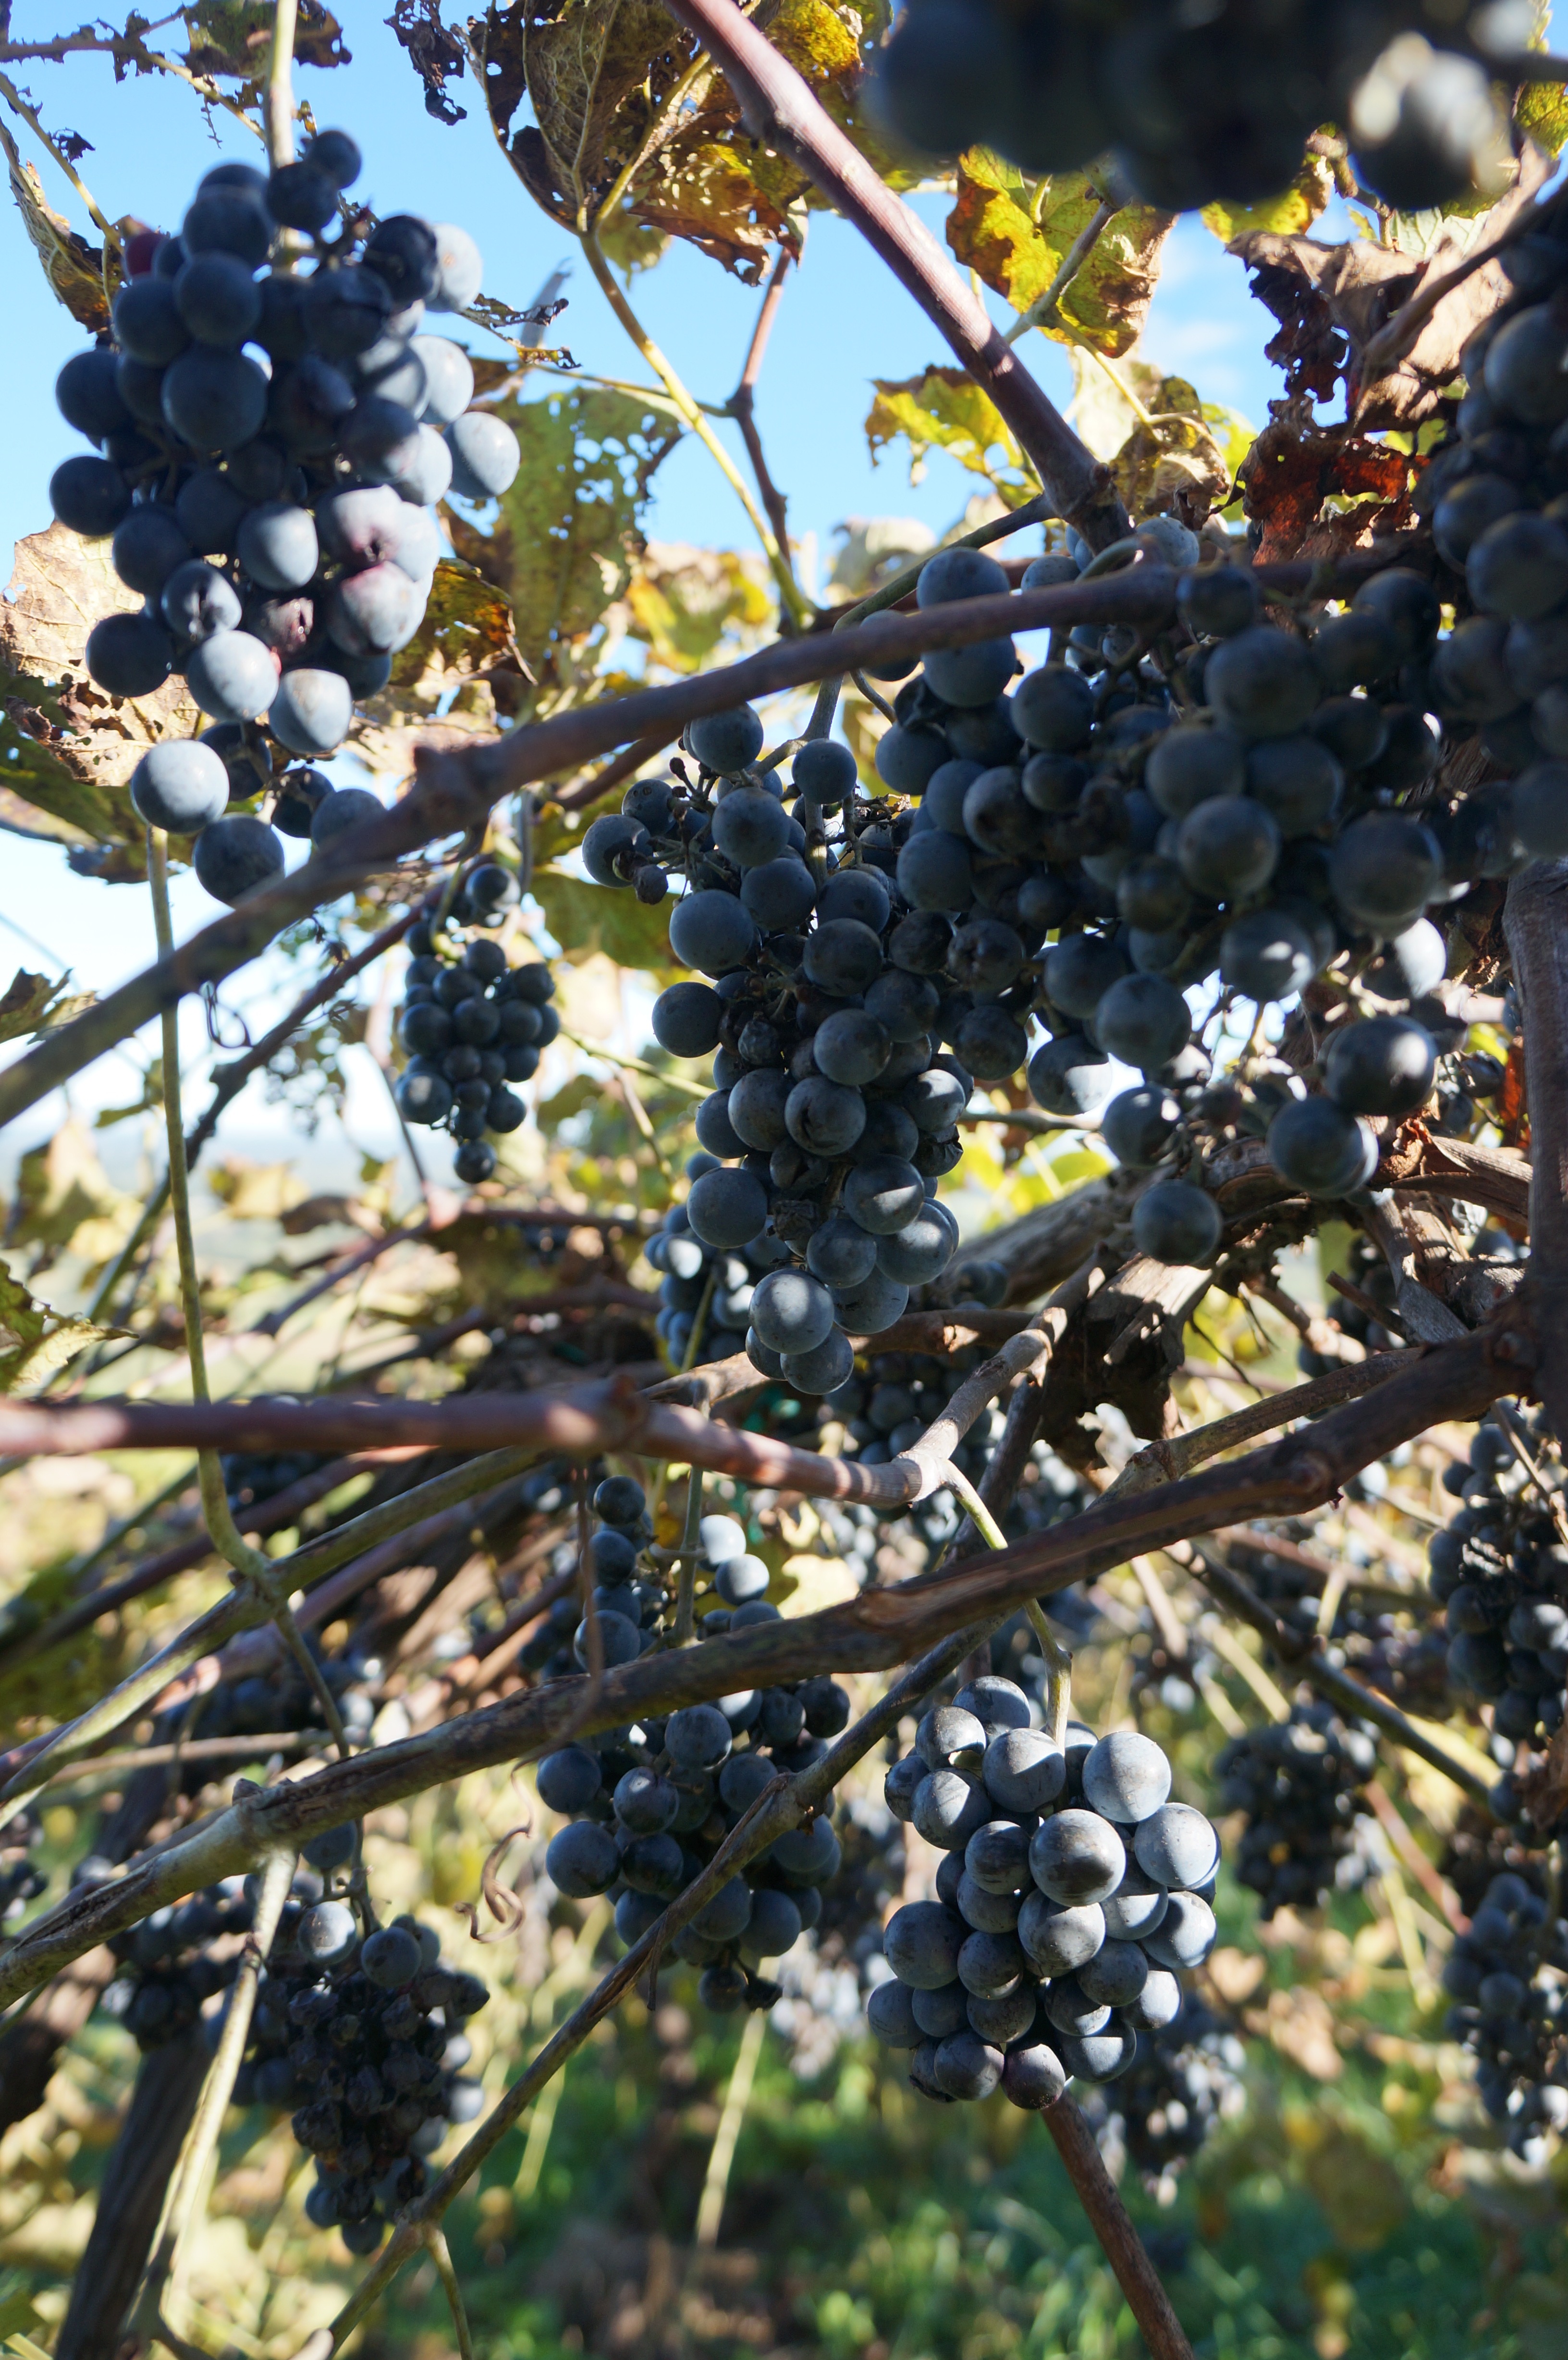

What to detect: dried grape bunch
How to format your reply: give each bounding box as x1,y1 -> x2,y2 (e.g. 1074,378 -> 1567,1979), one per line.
392,905 -> 557,1184
870,1678 -> 1220,2107
49,132 -> 520,905
240,1897 -> 489,2255
1214,1701 -> 1377,1917
871,0 -> 1519,216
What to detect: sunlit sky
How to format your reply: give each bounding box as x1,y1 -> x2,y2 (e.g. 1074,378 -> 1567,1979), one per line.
0,1 -> 1559,1189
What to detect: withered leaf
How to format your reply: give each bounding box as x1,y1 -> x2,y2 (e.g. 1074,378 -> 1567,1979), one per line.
0,118 -> 115,332
180,0 -> 349,78
947,156 -> 1173,357
866,366 -> 1034,505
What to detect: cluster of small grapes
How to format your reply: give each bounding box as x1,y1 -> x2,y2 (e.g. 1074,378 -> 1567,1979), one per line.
873,0 -> 1526,214
243,1898 -> 489,2253
1443,1869 -> 1568,2163
1089,1993 -> 1246,2194
99,1875 -> 257,2049
392,906 -> 558,1183
1225,1530 -> 1447,1720
1428,1410 -> 1568,1809
49,130 -> 520,905
871,1680 -> 1220,2106
534,1489 -> 854,2015
187,1635 -> 381,1749
1213,1701 -> 1378,1917
0,1810 -> 47,1930
221,1444 -> 333,1511
603,708 -> 978,1397
646,1156 -> 794,1368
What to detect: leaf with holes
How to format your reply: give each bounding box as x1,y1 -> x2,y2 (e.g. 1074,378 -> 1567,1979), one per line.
0,526 -> 202,848
1200,153 -> 1335,245
0,1256 -> 112,1397
533,867 -> 680,976
624,543 -> 772,673
0,968 -> 94,1048
179,0 -> 350,78
390,561 -> 527,701
485,389 -> 683,681
947,158 -> 1173,356
866,367 -> 1033,504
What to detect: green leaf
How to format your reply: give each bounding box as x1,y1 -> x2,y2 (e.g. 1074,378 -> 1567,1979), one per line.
865,366 -> 1034,504
947,158 -> 1174,356
1518,75 -> 1568,160
486,389 -> 683,682
519,0 -> 680,217
533,867 -> 680,976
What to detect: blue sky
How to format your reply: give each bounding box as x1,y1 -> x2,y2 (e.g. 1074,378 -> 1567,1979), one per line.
0,0 -> 1556,1178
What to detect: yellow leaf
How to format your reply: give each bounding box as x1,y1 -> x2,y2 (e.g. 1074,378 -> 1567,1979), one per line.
208,1157 -> 307,1221
0,1255 -> 113,1396
948,158 -> 1174,356
0,967 -> 93,1046
1200,153 -> 1335,244
865,366 -> 1033,503
10,1120 -> 127,1251
624,542 -> 772,673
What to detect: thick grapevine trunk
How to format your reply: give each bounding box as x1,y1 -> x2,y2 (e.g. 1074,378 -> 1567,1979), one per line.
1503,862 -> 1568,1443
55,2028 -> 208,2360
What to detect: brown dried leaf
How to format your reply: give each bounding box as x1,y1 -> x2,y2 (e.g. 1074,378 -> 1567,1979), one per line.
1232,144 -> 1555,430
0,119 -> 115,332
0,524 -> 202,846
389,559 -> 527,701
180,0 -> 349,79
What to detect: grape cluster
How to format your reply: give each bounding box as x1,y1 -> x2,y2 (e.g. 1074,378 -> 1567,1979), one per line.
221,1444 -> 332,1511
872,0 -> 1522,216
49,130 -> 520,904
1443,1869 -> 1568,2163
1213,1701 -> 1377,1917
0,1810 -> 47,1929
870,1681 -> 1220,2106
240,1898 -> 488,2253
100,1874 -> 257,2049
534,1481 -> 854,2015
1429,1409 -> 1568,1802
187,1636 -> 381,1749
392,906 -> 557,1183
1096,1993 -> 1245,2192
646,1156 -> 793,1368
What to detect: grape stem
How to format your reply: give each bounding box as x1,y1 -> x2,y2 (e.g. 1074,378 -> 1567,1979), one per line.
146,829 -> 353,1763
659,0 -> 1127,546
1024,1600 -> 1073,1745
1505,859 -> 1568,1451
129,1844 -> 297,2352
724,246 -> 797,581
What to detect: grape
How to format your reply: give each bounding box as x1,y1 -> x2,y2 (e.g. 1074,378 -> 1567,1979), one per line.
686,1167 -> 768,1250
931,2031 -> 1004,2100
1324,1015 -> 1436,1116
193,815 -> 285,903
1082,1732 -> 1172,1824
1176,795 -> 1280,899
817,867 -> 891,929
782,1328 -> 856,1394
726,1069 -> 790,1151
1365,917 -> 1446,1002
968,1987 -> 1037,2045
130,741 -> 230,834
161,558 -> 243,640
1028,1809 -> 1126,1905
1102,1872 -> 1169,1942
57,345 -> 135,437
715,1554 -> 771,1608
1484,304 -> 1568,425
750,1267 -> 835,1355
1131,1181 -> 1223,1266
269,669 -> 354,759
311,787 -> 384,849
50,455 -> 131,538
801,1216 -> 875,1290
652,982 -> 722,1058
872,0 -> 1018,157
1116,856 -> 1191,934
1431,616 -> 1519,722
1434,475 -> 1527,571
741,856 -> 817,931
1219,908 -> 1318,1004
923,638 -> 1016,707
915,545 -> 1009,606
111,505 -> 192,596
982,1730 -> 1066,1814
113,279 -> 193,377
1028,1033 -> 1114,1116
1141,1891 -> 1217,1971
1266,1097 -> 1378,1197
1330,811 -> 1444,934
793,738 -> 857,804
1043,933 -> 1127,1019
187,628 -> 279,723
246,593 -> 314,659
86,612 -> 173,696
1078,1939 -> 1150,2010
900,1065 -> 967,1134
713,786 -> 790,868
237,500 -> 318,591
808,1009 -> 888,1089
953,1004 -> 1028,1082
670,889 -> 756,976
1001,2040 -> 1067,2110
965,1820 -> 1031,1894
1512,761 -> 1568,856
832,1267 -> 908,1335
1178,564 -> 1260,639
1470,512 -> 1568,623
175,251 -> 262,348
397,1067 -> 453,1125
841,1155 -> 925,1236
1354,46 -> 1507,212
1145,724 -> 1248,818
919,1705 -> 986,1769
1012,663 -> 1096,751
783,1074 -> 867,1157
1092,974 -> 1191,1073
327,563 -> 422,655
771,1817 -> 841,1883
896,829 -> 975,911
161,349 -> 269,448
1059,2028 -> 1138,2083
1245,735 -> 1342,835
1102,1085 -> 1180,1169
297,1902 -> 358,1966
1311,694 -> 1388,774
883,1902 -> 967,1989
1041,1976 -> 1109,2036
1021,552 -> 1079,590
546,1821 -> 620,1898
877,1204 -> 956,1286
268,160 -> 339,232
877,725 -> 949,796
1204,627 -> 1320,738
